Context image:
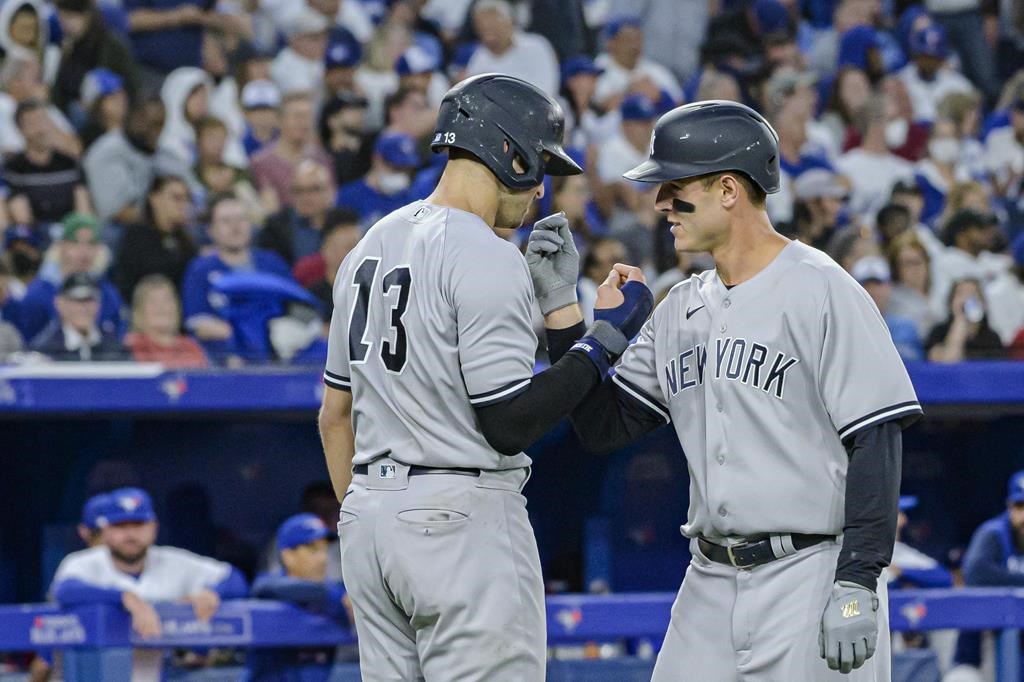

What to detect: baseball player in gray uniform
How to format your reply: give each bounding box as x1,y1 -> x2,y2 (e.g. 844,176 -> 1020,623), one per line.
317,73 -> 653,681
529,100 -> 923,680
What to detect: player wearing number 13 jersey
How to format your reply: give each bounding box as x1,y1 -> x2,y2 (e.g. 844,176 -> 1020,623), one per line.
318,74 -> 654,681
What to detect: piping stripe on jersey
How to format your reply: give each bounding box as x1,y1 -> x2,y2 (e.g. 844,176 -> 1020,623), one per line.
612,374 -> 671,424
468,377 -> 532,406
324,370 -> 351,391
837,401 -> 922,441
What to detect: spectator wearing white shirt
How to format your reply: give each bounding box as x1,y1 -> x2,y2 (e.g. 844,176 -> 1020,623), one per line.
936,208 -> 1013,304
897,24 -> 976,124
983,233 -> 1024,344
270,6 -> 329,97
51,487 -> 247,677
593,16 -> 682,113
835,93 -> 915,218
594,93 -> 657,232
464,0 -> 559,97
559,55 -> 616,150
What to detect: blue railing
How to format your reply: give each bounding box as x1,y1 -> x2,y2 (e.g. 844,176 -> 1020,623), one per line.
0,590 -> 1020,681
0,361 -> 1022,415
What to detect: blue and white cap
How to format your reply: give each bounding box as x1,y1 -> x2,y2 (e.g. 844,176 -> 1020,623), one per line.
277,513 -> 330,550
98,488 -> 156,527
396,45 -> 438,76
80,68 -> 124,110
80,493 -> 112,531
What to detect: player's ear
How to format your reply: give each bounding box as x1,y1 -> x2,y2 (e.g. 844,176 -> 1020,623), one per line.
719,174 -> 740,209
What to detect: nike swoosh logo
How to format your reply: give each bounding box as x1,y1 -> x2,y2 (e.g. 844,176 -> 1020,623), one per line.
686,305 -> 705,320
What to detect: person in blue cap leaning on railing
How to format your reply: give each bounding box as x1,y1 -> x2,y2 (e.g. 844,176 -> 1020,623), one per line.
247,513 -> 350,682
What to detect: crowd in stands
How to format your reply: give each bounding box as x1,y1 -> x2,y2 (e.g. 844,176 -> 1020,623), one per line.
0,0 -> 1021,368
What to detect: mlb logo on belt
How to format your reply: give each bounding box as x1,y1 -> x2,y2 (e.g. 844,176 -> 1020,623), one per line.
379,464 -> 397,479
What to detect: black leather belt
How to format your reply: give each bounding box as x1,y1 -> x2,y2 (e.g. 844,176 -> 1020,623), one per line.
698,533 -> 835,570
353,464 -> 482,477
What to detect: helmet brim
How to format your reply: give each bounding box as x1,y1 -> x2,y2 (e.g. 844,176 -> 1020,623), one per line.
623,158 -> 689,183
543,144 -> 583,176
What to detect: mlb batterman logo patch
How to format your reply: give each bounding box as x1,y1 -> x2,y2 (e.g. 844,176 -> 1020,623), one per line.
379,464 -> 397,479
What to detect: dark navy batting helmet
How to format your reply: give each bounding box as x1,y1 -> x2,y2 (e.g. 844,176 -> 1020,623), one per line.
624,100 -> 781,194
430,73 -> 582,191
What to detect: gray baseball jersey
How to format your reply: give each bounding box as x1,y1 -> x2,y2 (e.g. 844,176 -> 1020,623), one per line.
323,200 -> 537,471
613,240 -> 922,540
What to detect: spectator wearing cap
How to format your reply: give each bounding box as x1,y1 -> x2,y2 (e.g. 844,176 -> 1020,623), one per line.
594,16 -> 682,114
181,193 -> 292,363
465,0 -> 560,96
897,24 -> 976,125
319,93 -> 373,186
835,93 -> 916,218
984,233 -> 1024,346
83,96 -> 174,226
125,273 -> 207,368
926,277 -> 1004,361
77,68 -> 129,149
0,260 -> 24,361
270,6 -> 329,97
29,272 -> 126,360
258,160 -> 337,266
953,470 -> 1024,676
77,492 -> 112,548
158,67 -> 247,175
250,92 -> 334,209
835,25 -> 887,84
887,231 -> 942,339
124,0 -> 248,83
849,255 -> 924,361
51,487 -> 247,674
806,0 -> 875,77
6,99 -> 92,228
323,31 -> 363,104
240,79 -> 280,158
395,44 -> 450,109
888,496 -> 953,591
596,93 -> 657,187
936,208 -> 1012,303
790,168 -> 849,251
16,213 -> 122,343
336,132 -> 422,229
51,0 -> 138,115
247,513 -> 349,682
559,55 -> 615,150
114,174 -> 198,299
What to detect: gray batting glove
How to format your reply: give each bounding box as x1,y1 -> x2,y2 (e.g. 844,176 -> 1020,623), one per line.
525,212 -> 579,315
819,581 -> 879,674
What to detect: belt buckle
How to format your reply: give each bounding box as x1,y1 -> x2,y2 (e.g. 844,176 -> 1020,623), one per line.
726,541 -> 755,569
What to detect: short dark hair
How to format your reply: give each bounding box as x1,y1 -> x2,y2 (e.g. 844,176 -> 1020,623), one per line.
876,203 -> 910,230
385,86 -> 423,124
699,171 -> 767,207
14,98 -> 45,128
207,192 -> 241,222
321,207 -> 360,240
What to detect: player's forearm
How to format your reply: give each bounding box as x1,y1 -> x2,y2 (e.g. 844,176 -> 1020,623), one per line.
835,420 -> 902,590
319,391 -> 355,502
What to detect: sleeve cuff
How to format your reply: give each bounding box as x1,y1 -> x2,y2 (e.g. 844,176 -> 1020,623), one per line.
612,373 -> 671,424
324,370 -> 351,391
467,377 -> 532,406
837,401 -> 922,441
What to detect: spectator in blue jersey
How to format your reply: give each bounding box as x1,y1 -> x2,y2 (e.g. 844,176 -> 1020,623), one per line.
336,132 -> 422,229
247,513 -> 349,682
16,213 -> 122,343
888,496 -> 953,589
181,193 -> 291,364
850,255 -> 924,361
953,470 -> 1024,674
